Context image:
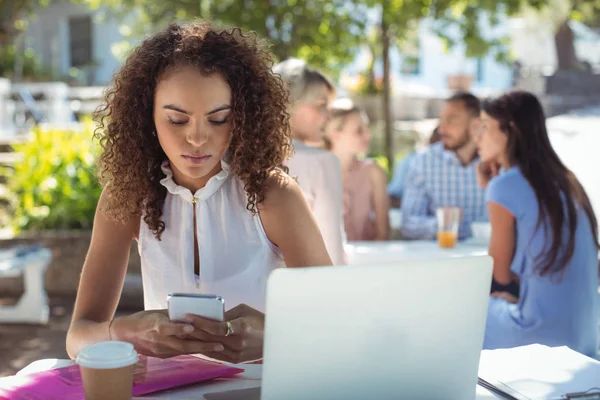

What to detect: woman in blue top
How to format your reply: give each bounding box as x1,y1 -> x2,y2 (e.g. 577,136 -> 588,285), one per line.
476,90 -> 599,356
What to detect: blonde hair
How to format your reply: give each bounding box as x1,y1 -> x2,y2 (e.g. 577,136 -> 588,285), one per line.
273,58 -> 335,106
324,98 -> 368,150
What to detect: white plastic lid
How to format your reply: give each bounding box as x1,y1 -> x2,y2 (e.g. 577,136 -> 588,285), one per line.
76,341 -> 138,369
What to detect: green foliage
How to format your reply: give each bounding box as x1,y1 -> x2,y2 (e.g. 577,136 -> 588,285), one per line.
218,0 -> 370,76
0,0 -> 52,45
370,154 -> 390,178
576,1 -> 600,28
377,0 -> 545,66
90,0 -> 589,78
3,120 -> 101,233
90,0 -> 371,77
0,44 -> 54,80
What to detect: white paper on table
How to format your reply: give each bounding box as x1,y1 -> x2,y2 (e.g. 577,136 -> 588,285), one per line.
478,344 -> 600,400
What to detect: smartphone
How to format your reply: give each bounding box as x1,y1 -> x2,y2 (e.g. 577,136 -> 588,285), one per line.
167,293 -> 225,322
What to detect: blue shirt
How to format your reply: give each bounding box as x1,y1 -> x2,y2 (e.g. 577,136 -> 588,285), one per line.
388,152 -> 417,199
484,167 -> 599,357
399,142 -> 487,240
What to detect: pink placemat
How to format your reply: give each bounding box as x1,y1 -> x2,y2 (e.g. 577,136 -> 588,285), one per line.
0,355 -> 244,400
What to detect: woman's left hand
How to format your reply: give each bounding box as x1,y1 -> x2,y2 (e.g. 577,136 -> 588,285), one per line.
476,161 -> 500,189
184,303 -> 265,364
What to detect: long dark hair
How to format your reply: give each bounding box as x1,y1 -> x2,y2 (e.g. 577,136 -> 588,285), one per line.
482,91 -> 599,276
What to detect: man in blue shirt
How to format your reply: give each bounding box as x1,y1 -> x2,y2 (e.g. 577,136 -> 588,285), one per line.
400,92 -> 487,240
388,128 -> 440,206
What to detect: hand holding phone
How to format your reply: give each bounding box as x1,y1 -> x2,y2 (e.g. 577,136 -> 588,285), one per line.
167,293 -> 225,322
183,304 -> 266,364
107,310 -> 225,358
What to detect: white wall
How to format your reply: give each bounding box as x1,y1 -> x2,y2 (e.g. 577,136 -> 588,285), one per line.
91,11 -> 135,84
410,17 -> 512,94
22,1 -> 134,84
509,18 -> 600,73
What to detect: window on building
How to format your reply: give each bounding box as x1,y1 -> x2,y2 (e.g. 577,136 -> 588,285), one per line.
401,55 -> 421,76
69,16 -> 92,68
399,22 -> 421,76
476,58 -> 484,82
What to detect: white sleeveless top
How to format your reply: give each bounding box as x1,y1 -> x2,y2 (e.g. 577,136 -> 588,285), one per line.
138,160 -> 285,312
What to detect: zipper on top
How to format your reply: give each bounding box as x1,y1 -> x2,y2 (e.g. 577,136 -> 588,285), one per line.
192,197 -> 200,279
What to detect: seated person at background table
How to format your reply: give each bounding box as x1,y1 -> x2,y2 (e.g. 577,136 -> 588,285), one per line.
66,21 -> 332,364
388,127 -> 440,207
324,98 -> 390,241
400,93 -> 487,240
275,59 -> 347,264
476,90 -> 599,357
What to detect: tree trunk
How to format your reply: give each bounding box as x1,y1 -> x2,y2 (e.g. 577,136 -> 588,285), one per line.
381,17 -> 393,172
366,48 -> 377,93
554,20 -> 580,70
0,23 -> 16,68
0,0 -> 31,62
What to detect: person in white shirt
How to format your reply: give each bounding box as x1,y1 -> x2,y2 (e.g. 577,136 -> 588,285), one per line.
66,21 -> 332,364
274,59 -> 347,264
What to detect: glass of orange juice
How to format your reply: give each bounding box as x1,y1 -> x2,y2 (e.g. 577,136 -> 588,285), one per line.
436,207 -> 460,248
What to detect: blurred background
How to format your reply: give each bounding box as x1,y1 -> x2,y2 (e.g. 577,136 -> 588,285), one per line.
1,0 -> 600,376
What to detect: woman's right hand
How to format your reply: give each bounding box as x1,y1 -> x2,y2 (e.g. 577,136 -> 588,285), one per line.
476,161 -> 500,189
110,310 -> 225,358
491,291 -> 519,304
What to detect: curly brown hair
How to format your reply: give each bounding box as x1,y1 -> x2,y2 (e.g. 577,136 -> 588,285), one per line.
94,20 -> 292,239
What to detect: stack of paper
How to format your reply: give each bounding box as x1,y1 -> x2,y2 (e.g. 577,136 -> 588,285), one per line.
478,344 -> 600,400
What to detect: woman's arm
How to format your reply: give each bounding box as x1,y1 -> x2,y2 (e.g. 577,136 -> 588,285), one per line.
66,189 -> 139,358
369,163 -> 390,240
259,169 -> 333,268
67,189 -> 220,359
488,202 -> 516,285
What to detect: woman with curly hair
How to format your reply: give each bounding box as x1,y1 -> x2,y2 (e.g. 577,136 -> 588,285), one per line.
66,21 -> 332,364
274,58 -> 347,264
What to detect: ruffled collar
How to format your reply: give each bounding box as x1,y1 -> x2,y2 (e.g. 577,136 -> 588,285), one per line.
159,159 -> 231,203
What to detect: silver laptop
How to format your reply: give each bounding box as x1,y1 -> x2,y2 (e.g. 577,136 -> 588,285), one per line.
261,255 -> 493,400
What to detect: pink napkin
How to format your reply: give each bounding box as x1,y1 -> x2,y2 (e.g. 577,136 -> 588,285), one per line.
0,355 -> 244,400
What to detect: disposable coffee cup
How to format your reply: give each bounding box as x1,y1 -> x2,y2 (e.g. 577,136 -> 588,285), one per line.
76,341 -> 138,400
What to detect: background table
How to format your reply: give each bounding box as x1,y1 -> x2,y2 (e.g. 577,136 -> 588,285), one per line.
346,240 -> 489,265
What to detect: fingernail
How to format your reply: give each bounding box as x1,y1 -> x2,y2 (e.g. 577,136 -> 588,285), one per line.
214,344 -> 224,351
183,325 -> 194,333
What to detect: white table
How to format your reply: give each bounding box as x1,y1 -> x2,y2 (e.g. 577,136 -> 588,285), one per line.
140,365 -> 499,399
346,240 -> 489,265
10,359 -> 499,399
